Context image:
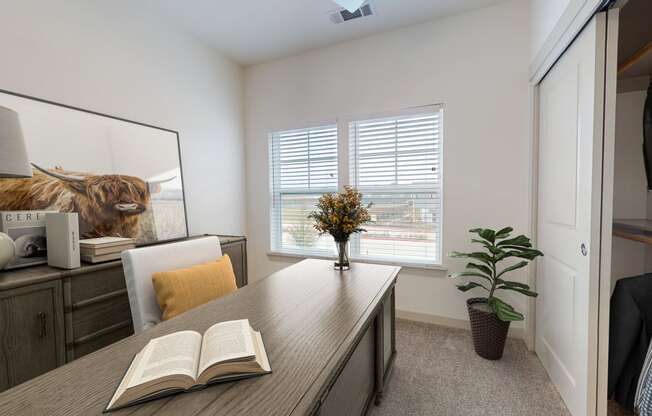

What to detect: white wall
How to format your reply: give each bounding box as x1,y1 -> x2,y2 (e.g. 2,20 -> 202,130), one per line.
244,0 -> 531,325
529,0 -> 604,77
0,0 -> 246,235
611,90 -> 648,289
530,0 -> 571,61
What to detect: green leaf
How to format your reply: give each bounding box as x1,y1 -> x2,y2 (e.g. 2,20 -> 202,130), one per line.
499,244 -> 533,250
470,228 -> 499,245
479,229 -> 496,243
496,261 -> 528,278
456,282 -> 489,292
513,249 -> 544,260
469,239 -> 503,256
495,249 -> 543,262
496,280 -> 531,289
488,297 -> 524,322
494,251 -> 513,261
496,235 -> 531,248
450,252 -> 494,265
497,286 -> 538,297
495,227 -> 513,239
466,262 -> 493,277
488,246 -> 504,255
451,271 -> 492,283
471,238 -> 493,249
469,229 -> 495,246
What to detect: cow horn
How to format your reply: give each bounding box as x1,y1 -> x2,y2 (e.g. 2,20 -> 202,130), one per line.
31,163 -> 85,183
148,176 -> 176,186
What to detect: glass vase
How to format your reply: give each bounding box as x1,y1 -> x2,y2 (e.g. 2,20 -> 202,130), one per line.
335,240 -> 350,271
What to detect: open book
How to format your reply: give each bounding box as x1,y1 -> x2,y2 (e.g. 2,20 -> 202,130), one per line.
105,319 -> 271,412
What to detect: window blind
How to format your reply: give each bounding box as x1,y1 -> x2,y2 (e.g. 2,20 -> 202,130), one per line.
269,125 -> 338,255
349,109 -> 443,265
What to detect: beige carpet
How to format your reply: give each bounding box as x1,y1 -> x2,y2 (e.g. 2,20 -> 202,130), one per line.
368,319 -> 571,416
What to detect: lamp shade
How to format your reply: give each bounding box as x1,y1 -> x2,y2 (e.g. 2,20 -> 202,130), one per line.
0,105 -> 32,178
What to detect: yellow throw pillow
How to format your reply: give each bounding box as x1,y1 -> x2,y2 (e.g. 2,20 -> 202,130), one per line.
152,254 -> 238,321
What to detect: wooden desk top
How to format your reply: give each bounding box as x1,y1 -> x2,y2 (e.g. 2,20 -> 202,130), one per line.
0,259 -> 400,416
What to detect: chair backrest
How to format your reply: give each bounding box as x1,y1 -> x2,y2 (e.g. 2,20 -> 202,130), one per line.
122,236 -> 222,333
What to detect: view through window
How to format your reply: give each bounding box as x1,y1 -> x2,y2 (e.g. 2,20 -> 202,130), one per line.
269,106 -> 443,266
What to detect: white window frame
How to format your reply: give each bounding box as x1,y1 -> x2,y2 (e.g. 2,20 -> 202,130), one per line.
267,104 -> 445,270
268,122 -> 339,257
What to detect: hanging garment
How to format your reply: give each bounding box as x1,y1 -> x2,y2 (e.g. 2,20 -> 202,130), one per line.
609,274 -> 652,411
635,342 -> 652,415
643,80 -> 652,189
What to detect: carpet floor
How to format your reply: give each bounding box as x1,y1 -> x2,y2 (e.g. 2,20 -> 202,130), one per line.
368,319 -> 571,416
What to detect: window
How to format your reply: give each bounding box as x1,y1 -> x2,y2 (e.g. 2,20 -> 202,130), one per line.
268,106 -> 443,267
269,124 -> 338,255
349,109 -> 443,266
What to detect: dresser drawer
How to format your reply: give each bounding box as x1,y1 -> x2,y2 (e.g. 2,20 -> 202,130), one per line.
63,266 -> 133,361
67,265 -> 126,305
71,322 -> 133,359
71,294 -> 132,340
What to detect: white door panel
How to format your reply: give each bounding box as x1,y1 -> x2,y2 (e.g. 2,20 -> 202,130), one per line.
536,13 -> 607,416
540,68 -> 579,228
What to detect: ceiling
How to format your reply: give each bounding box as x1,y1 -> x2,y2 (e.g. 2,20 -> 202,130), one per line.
142,0 -> 507,66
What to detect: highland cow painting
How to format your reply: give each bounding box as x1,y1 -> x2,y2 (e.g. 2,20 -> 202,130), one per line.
0,90 -> 188,245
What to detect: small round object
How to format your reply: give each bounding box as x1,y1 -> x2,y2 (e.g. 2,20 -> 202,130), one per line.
0,232 -> 15,270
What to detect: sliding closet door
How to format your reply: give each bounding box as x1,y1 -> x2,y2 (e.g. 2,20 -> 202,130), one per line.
535,13 -> 610,416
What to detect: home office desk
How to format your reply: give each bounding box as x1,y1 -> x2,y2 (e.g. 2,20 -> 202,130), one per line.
0,259 -> 399,416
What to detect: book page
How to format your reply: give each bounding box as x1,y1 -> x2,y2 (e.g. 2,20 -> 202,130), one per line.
252,330 -> 272,373
107,349 -> 146,409
128,330 -> 202,388
198,319 -> 255,376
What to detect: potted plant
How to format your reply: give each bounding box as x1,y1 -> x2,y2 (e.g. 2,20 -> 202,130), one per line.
449,227 -> 543,360
308,186 -> 372,271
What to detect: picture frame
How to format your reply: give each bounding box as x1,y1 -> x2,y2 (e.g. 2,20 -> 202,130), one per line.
0,89 -> 189,246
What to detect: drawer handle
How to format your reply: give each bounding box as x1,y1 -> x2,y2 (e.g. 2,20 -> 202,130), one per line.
38,312 -> 47,338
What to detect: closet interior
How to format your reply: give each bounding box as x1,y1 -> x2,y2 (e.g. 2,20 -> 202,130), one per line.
609,0 -> 652,414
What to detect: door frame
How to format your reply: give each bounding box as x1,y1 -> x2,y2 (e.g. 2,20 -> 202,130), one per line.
595,8 -> 619,416
530,0 -> 613,83
527,9 -> 618,416
525,82 -> 540,352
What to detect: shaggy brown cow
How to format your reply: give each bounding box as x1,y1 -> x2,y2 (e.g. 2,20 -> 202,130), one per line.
0,165 -> 172,239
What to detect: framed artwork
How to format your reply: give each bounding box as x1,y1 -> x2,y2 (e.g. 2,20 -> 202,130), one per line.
0,89 -> 189,245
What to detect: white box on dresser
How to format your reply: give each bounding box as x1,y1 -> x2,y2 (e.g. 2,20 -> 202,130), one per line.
46,213 -> 80,269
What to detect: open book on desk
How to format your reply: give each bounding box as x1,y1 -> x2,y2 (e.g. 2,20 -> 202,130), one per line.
105,319 -> 271,412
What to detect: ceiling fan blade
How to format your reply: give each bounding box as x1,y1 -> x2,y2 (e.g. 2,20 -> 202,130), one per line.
333,0 -> 366,13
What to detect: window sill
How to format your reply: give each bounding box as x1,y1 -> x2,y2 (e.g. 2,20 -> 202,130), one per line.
266,250 -> 447,271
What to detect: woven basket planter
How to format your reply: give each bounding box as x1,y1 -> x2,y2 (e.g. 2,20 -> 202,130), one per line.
466,298 -> 510,360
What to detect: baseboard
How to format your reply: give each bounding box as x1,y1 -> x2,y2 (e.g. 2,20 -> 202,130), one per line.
396,309 -> 525,340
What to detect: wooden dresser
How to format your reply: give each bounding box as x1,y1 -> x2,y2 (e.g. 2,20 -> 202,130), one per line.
0,235 -> 247,392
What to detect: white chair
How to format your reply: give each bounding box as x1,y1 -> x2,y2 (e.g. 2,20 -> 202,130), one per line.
122,236 -> 222,333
